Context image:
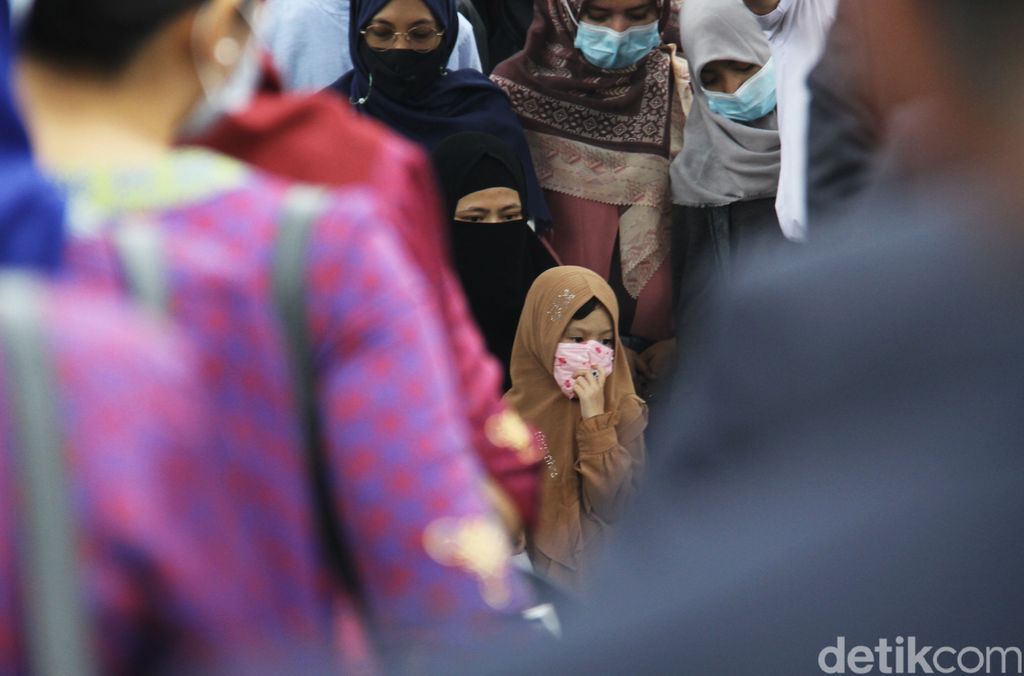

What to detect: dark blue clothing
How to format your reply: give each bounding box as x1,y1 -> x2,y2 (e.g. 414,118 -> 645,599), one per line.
329,0 -> 550,226
0,0 -> 65,271
806,0 -> 882,229
585,182 -> 1024,672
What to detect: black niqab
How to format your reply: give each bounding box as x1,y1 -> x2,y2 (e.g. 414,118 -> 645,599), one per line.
432,132 -> 557,390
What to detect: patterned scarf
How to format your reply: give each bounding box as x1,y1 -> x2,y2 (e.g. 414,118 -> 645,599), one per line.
491,0 -> 685,298
492,0 -> 676,156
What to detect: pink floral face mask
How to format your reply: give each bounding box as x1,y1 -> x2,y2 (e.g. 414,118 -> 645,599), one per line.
552,340 -> 615,399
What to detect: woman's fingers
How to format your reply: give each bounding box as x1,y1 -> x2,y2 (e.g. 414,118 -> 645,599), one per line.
581,373 -> 598,390
573,376 -> 595,397
586,366 -> 607,390
572,369 -> 593,388
572,366 -> 608,391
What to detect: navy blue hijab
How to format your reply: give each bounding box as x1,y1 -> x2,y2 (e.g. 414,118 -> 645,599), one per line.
0,0 -> 65,272
330,0 -> 551,227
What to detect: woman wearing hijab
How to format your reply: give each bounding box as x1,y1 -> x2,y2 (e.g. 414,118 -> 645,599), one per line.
263,0 -> 482,90
432,131 -> 557,390
506,266 -> 646,592
670,0 -> 783,346
329,0 -> 550,224
492,0 -> 687,384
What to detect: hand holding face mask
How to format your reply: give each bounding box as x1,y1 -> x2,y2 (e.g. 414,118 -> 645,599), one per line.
553,340 -> 615,418
572,366 -> 608,419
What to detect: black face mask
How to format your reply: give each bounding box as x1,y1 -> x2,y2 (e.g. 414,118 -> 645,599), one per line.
357,42 -> 449,103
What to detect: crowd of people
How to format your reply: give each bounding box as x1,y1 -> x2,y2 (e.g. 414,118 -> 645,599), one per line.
1,0 -> 1022,673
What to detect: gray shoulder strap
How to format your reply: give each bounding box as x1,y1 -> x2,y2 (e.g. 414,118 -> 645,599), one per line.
0,274 -> 95,676
272,186 -> 324,419
112,221 -> 169,316
271,186 -> 364,602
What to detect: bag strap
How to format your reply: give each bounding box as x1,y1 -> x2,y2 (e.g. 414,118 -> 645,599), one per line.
111,221 -> 169,316
108,191 -> 364,602
0,274 -> 96,676
272,186 -> 364,606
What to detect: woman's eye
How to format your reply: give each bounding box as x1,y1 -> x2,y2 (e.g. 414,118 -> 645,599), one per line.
571,337 -> 585,343
602,339 -> 614,347
735,63 -> 755,72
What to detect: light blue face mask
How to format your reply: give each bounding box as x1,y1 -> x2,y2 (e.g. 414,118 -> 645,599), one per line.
574,21 -> 661,70
704,58 -> 778,123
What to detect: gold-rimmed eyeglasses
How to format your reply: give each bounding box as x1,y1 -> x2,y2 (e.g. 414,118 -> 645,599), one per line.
360,24 -> 445,52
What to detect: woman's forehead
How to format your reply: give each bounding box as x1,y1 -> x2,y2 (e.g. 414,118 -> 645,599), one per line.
564,307 -> 614,333
372,0 -> 437,23
456,187 -> 522,207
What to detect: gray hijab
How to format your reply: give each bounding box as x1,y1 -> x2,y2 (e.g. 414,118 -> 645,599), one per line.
670,0 -> 781,207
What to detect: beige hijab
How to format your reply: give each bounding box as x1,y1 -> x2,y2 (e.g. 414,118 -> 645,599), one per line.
506,266 -> 645,579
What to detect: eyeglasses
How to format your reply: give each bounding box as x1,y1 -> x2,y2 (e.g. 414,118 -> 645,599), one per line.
360,24 -> 445,52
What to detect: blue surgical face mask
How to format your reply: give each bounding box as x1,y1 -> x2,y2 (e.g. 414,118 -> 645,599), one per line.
704,58 -> 778,123
574,21 -> 661,70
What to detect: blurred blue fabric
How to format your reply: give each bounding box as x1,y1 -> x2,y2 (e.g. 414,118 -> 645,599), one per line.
0,0 -> 65,272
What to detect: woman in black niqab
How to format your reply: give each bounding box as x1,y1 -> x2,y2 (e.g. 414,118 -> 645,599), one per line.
432,131 -> 557,391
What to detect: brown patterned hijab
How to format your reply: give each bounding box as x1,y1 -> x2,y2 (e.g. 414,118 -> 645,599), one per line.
491,0 -> 677,158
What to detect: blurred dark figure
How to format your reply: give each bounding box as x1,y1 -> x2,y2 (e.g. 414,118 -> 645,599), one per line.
805,0 -> 882,227
471,0 -> 532,70
458,1 -> 1024,672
